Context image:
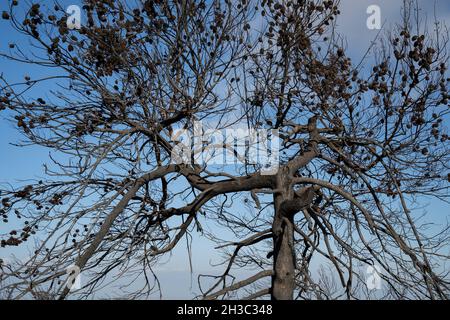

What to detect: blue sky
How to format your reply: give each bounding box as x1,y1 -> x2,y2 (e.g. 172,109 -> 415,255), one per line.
1,0 -> 449,299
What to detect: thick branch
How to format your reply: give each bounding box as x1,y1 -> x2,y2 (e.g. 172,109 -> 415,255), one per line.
203,270 -> 273,300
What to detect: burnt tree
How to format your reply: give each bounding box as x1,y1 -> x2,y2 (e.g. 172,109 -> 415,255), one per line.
0,0 -> 449,300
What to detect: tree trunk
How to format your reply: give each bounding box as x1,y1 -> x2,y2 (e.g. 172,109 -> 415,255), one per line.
271,214 -> 295,300
271,173 -> 295,300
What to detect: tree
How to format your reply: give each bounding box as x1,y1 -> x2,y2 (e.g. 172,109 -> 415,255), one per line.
0,0 -> 449,300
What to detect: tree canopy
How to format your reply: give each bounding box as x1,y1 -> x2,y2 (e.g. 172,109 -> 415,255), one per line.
0,0 -> 449,300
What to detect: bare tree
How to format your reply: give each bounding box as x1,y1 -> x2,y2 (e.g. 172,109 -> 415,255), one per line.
0,0 -> 449,300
